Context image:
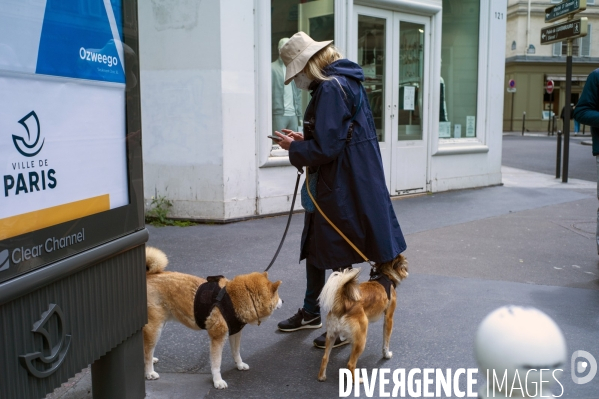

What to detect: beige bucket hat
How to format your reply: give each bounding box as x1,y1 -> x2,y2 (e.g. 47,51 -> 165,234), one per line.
279,32 -> 333,85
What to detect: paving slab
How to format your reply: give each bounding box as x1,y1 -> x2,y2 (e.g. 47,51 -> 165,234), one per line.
502,135 -> 596,182
197,274 -> 599,399
405,197 -> 599,290
46,166 -> 599,398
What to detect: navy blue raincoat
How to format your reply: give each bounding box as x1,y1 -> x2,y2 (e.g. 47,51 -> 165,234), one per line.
289,59 -> 407,269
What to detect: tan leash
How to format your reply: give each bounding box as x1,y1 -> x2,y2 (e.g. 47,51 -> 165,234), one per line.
305,171 -> 375,267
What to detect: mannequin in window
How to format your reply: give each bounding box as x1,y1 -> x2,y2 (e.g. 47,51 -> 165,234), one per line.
440,76 -> 448,122
439,58 -> 448,122
272,37 -> 302,152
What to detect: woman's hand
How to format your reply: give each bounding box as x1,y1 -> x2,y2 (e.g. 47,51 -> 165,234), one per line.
281,129 -> 304,142
274,130 -> 295,150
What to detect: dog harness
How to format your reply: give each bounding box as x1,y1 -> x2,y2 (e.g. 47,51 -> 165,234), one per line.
194,276 -> 246,335
368,268 -> 396,300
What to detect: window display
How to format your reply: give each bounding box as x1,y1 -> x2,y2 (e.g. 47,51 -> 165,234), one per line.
270,0 -> 334,154
440,0 -> 480,139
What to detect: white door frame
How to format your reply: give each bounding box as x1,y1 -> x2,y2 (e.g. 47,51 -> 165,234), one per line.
351,1 -> 442,195
391,13 -> 430,195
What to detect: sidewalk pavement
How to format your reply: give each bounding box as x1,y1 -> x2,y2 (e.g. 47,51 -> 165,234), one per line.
47,166 -> 599,399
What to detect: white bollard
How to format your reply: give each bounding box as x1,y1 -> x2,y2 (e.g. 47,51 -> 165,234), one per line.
475,306 -> 567,398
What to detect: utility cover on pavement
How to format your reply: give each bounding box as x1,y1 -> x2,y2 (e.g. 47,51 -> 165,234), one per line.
541,17 -> 588,45
545,0 -> 586,23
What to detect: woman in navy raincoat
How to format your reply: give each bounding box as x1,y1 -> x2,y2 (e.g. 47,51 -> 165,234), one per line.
274,32 -> 406,348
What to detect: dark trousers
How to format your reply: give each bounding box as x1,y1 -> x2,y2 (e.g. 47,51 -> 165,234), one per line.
302,262 -> 352,315
302,218 -> 351,315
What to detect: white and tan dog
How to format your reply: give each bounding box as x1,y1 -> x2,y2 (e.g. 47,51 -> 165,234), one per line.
317,255 -> 408,382
143,246 -> 282,389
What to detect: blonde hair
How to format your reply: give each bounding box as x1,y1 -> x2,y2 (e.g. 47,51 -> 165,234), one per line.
303,45 -> 343,82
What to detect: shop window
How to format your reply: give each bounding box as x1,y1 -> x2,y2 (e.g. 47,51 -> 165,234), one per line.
439,0 -> 479,139
269,0 -> 334,153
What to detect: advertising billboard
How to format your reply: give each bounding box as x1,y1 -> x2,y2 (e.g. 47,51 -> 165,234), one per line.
0,0 -> 143,284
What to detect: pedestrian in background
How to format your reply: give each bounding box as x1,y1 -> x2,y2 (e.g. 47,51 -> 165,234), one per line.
560,103 -> 575,133
573,69 -> 599,254
273,32 -> 407,348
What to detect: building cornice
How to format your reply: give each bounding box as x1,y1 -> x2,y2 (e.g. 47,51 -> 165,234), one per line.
507,2 -> 599,18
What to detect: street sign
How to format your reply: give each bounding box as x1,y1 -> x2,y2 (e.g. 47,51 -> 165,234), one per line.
507,88 -> 516,93
509,79 -> 516,88
545,0 -> 586,23
541,1 -> 586,184
541,17 -> 588,45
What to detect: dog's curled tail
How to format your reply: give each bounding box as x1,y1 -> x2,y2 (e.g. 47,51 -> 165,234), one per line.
319,268 -> 361,317
396,254 -> 409,281
146,246 -> 168,274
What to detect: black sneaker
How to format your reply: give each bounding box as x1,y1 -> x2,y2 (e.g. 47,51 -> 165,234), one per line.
278,308 -> 322,332
313,332 -> 350,349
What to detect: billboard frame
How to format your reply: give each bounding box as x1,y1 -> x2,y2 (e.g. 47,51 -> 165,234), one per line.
0,0 -> 145,286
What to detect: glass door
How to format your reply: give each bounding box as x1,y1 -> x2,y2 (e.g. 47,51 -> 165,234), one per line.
392,16 -> 429,195
355,7 -> 393,190
353,7 -> 429,195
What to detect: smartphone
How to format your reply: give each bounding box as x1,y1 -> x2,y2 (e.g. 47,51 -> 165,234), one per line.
267,135 -> 283,141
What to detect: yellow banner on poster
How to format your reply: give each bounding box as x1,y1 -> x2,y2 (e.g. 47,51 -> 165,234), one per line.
0,195 -> 109,240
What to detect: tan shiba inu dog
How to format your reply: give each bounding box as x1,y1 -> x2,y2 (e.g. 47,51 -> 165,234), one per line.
143,246 -> 282,389
317,254 -> 408,382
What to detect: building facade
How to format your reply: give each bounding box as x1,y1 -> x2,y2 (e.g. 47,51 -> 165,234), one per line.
504,0 -> 599,132
139,0 -> 507,222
